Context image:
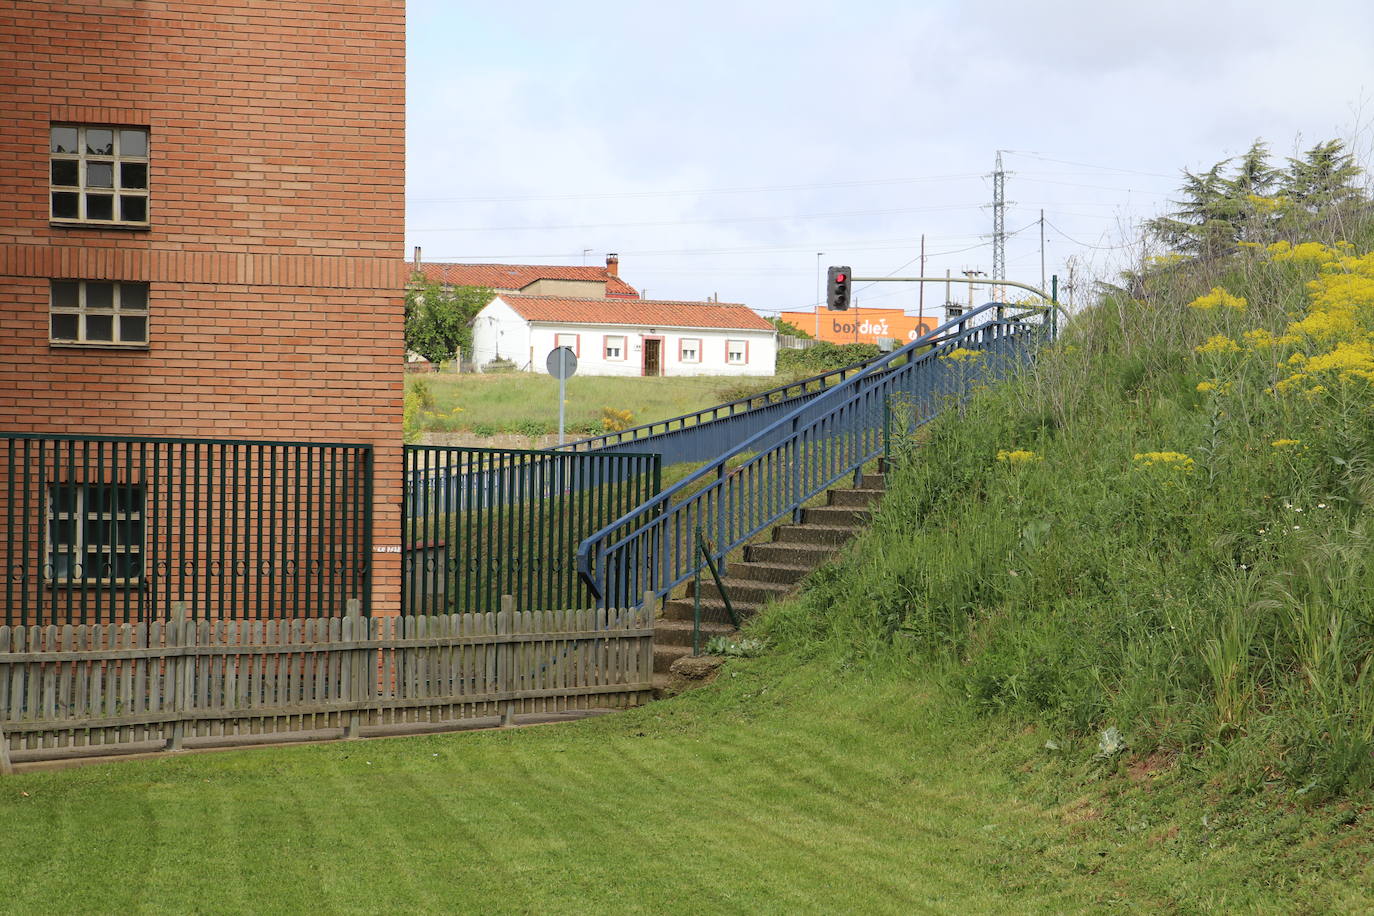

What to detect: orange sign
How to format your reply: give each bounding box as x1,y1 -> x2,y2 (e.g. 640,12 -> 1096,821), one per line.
777,307 -> 937,346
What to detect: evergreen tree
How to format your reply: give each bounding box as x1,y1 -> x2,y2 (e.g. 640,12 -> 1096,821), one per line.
1147,161 -> 1238,258
1282,139 -> 1365,212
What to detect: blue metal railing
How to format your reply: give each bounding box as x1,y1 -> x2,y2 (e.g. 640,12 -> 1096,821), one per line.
551,352 -> 888,466
576,304 -> 1047,609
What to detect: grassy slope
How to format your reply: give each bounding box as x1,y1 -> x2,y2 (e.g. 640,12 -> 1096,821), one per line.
412,372 -> 790,436
771,222 -> 1374,792
6,654 -> 1372,913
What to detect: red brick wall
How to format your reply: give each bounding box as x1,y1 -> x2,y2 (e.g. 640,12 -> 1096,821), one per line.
0,1 -> 406,616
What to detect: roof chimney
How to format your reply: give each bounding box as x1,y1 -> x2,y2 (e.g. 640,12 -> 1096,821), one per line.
413,246 -> 422,266
606,253 -> 619,278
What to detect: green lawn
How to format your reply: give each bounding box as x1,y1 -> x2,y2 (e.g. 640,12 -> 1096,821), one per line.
4,650 -> 1371,913
411,371 -> 790,437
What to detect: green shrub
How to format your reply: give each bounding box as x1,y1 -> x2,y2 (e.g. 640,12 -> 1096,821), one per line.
776,342 -> 880,376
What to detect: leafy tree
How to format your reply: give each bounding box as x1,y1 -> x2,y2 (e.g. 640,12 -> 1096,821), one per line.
768,316 -> 812,338
404,273 -> 492,365
1282,139 -> 1365,212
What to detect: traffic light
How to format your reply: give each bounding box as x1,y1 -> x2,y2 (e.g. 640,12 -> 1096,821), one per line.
827,265 -> 852,311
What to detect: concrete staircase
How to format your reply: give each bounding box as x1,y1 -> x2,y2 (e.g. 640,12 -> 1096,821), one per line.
652,467 -> 887,689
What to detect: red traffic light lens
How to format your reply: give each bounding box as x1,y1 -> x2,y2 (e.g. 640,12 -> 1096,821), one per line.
836,273 -> 846,283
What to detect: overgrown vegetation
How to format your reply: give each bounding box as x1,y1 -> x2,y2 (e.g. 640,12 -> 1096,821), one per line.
776,340 -> 879,374
409,372 -> 794,439
767,146 -> 1374,800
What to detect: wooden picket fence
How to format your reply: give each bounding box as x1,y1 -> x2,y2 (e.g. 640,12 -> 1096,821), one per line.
0,596 -> 654,768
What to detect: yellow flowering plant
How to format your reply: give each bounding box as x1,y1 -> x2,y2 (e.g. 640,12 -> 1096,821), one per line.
1194,334 -> 1241,355
995,449 -> 1042,466
1133,451 -> 1195,471
1187,287 -> 1247,312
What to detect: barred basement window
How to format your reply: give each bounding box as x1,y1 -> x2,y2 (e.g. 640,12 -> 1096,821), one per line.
50,125 -> 150,226
46,483 -> 145,585
50,280 -> 150,346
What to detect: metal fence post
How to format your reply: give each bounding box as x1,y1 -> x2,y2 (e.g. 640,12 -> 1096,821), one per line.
499,594 -> 516,727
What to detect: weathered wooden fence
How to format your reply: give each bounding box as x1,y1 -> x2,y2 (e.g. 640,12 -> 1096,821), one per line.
0,598 -> 654,766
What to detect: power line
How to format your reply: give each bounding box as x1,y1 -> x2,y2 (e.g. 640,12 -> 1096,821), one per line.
1043,218 -> 1136,251
411,203 -> 988,233
1001,150 -> 1177,180
406,172 -> 986,204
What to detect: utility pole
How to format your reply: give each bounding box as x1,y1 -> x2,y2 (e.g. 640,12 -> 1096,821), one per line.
815,251 -> 824,338
992,151 -> 1007,302
1039,209 -> 1046,293
962,268 -> 986,313
918,234 -> 926,320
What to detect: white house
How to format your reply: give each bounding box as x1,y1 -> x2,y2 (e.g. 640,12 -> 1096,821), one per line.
470,294 -> 778,377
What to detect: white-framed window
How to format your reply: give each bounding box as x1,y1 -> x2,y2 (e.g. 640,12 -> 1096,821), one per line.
679,338 -> 701,363
554,332 -> 580,356
726,339 -> 748,365
50,280 -> 149,347
46,483 -> 145,585
50,125 -> 150,226
604,335 -> 625,360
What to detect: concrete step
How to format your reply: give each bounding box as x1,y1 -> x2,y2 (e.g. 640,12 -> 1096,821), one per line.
654,618 -> 737,648
723,560 -> 815,586
654,643 -> 693,674
801,505 -> 871,527
685,576 -> 793,605
829,487 -> 884,507
662,596 -> 756,624
773,523 -> 862,546
745,541 -> 839,566
860,471 -> 887,489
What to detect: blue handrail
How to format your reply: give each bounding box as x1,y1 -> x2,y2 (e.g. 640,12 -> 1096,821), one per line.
551,351 -> 889,464
576,303 -> 1048,608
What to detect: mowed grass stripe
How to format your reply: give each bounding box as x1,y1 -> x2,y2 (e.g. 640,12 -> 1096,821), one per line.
0,661 -> 1154,913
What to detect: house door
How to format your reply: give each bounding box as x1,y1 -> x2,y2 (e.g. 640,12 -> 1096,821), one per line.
643,338 -> 662,376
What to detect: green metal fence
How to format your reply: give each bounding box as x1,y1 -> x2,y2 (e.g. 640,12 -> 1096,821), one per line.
1,434 -> 373,626
403,445 -> 660,614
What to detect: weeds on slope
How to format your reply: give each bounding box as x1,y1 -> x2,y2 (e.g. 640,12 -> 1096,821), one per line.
763,216 -> 1374,799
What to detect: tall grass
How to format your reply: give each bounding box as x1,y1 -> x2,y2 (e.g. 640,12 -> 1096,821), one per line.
413,372 -> 794,437
761,212 -> 1374,798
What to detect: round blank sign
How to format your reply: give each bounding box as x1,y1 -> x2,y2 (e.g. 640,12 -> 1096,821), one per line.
546,346 -> 578,379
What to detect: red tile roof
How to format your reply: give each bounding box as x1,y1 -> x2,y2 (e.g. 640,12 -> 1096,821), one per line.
414,262 -> 640,298
496,294 -> 774,332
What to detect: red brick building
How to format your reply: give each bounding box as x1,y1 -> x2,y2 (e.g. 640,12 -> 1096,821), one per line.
0,1 -> 406,619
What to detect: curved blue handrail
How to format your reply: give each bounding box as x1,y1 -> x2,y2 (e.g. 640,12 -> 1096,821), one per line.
551,350 -> 888,457
576,302 -> 1048,607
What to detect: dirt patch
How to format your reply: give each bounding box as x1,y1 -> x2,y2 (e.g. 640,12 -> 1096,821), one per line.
1127,751 -> 1174,784
1060,796 -> 1101,825
1149,824 -> 1181,845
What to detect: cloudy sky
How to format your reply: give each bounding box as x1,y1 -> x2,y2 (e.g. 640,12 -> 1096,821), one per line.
406,0 -> 1373,317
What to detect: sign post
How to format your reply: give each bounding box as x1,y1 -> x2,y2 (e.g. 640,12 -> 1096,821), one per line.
546,346 -> 578,444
